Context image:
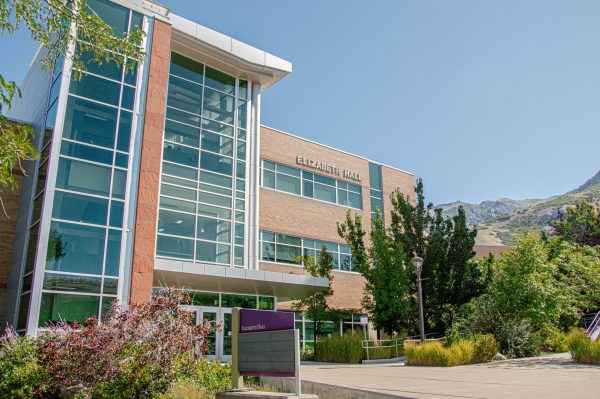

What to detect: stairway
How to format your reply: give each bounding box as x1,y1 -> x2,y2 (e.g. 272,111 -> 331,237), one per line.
585,312 -> 600,342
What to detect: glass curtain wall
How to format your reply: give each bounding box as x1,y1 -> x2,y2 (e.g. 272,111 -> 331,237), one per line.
368,162 -> 384,220
30,0 -> 144,327
261,160 -> 362,210
259,231 -> 354,272
156,53 -> 249,267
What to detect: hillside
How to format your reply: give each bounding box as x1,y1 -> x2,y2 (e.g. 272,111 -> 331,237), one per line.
436,169 -> 600,246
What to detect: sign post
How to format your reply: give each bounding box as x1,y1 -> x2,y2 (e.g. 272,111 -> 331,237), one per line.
227,308 -> 310,397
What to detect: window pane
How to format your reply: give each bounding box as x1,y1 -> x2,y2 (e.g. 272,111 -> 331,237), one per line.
158,210 -> 195,237
348,192 -> 362,209
161,183 -> 196,201
105,229 -> 121,276
170,52 -> 204,84
202,117 -> 234,137
337,189 -> 348,206
276,173 -> 300,195
17,294 -> 30,331
86,0 -> 129,36
162,162 -> 198,181
166,106 -> 201,128
200,170 -> 232,188
263,170 -> 275,188
235,223 -> 244,245
237,141 -> 246,160
117,110 -> 132,152
167,75 -> 202,114
160,196 -> 196,214
369,163 -> 383,191
204,66 -> 235,94
56,158 -> 111,196
221,294 -> 256,309
164,119 -> 200,147
201,130 -> 233,156
46,222 -> 105,275
234,245 -> 244,266
314,174 -> 336,186
103,278 -> 118,295
277,234 -> 302,246
238,80 -> 248,100
197,216 -> 231,243
258,296 -> 275,311
43,273 -> 102,294
276,163 -> 301,177
112,169 -> 126,199
198,191 -> 231,208
70,73 -> 121,106
197,203 -> 231,220
77,45 -> 123,81
314,183 -> 336,203
52,191 -> 108,225
163,174 -> 196,188
62,96 -> 117,148
261,242 -> 275,261
163,142 -> 199,167
39,293 -> 99,326
340,254 -> 352,271
275,244 -> 302,264
156,235 -> 194,259
109,200 -> 124,227
202,87 -> 234,125
238,100 -> 247,128
196,240 -> 230,264
121,86 -> 135,110
302,179 -> 313,198
200,151 -> 232,175
60,141 -> 113,165
199,183 -> 231,197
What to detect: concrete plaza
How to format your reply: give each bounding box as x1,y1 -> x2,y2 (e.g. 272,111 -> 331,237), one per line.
298,353 -> 600,399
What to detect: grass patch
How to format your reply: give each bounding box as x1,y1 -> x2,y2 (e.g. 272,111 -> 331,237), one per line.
567,329 -> 600,365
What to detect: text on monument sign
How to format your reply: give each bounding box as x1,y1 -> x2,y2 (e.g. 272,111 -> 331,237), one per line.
296,156 -> 361,181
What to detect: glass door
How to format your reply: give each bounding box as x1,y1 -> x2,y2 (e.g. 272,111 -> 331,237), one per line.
181,306 -> 232,361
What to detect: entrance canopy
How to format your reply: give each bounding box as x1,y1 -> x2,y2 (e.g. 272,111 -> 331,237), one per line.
153,258 -> 328,302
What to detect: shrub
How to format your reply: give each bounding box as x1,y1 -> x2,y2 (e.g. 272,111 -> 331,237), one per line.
192,359 -> 231,395
0,327 -> 49,399
161,380 -> 211,399
300,345 -> 314,361
494,319 -> 539,358
567,329 -> 600,365
538,326 -> 569,353
316,333 -> 364,363
471,334 -> 499,363
405,335 -> 497,367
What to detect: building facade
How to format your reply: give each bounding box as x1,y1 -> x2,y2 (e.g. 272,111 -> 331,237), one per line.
1,0 -> 414,360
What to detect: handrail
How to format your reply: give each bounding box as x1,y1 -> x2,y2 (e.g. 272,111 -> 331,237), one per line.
361,337 -> 404,361
586,311 -> 600,336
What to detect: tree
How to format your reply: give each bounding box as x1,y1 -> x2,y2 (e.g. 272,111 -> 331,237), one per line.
338,209 -> 416,336
0,0 -> 145,210
389,180 -> 481,335
293,247 -> 337,357
552,199 -> 600,247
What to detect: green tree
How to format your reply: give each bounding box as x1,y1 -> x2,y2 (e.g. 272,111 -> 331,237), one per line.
389,180 -> 480,335
552,199 -> 600,247
0,0 -> 145,210
338,209 -> 416,335
293,247 -> 337,357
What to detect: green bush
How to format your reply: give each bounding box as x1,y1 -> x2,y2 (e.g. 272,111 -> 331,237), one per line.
495,319 -> 539,358
161,380 -> 211,399
538,326 -> 569,353
567,329 -> 600,365
191,359 -> 231,395
405,335 -> 497,367
316,333 -> 364,363
0,329 -> 49,399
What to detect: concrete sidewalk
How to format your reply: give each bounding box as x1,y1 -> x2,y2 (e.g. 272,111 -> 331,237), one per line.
298,353 -> 600,399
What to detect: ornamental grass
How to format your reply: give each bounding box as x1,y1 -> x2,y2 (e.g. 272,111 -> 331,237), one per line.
567,329 -> 600,365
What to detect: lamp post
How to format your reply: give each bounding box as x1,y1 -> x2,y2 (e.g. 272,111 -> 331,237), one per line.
411,256 -> 426,343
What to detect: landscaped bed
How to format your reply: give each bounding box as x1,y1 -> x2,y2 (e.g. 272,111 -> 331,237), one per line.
404,334 -> 498,367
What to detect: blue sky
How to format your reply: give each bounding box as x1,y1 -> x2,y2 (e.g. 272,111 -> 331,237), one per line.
1,0 -> 599,204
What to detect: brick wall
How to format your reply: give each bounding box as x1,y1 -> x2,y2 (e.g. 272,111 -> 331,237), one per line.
130,20 -> 172,304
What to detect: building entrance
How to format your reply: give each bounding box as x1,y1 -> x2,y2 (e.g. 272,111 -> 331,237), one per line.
183,306 -> 232,361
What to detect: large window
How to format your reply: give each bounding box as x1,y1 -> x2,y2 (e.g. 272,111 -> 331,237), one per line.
261,160 -> 362,210
156,52 -> 249,267
260,231 -> 355,272
35,0 -> 144,327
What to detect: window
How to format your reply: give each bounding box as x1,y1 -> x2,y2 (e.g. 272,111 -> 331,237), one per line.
369,162 -> 384,219
261,159 -> 362,210
45,222 -> 106,275
260,231 -> 355,272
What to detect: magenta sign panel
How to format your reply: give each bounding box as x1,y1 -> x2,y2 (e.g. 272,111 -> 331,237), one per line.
239,308 -> 294,333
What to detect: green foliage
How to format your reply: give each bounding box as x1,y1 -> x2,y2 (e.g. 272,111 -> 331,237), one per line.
160,380 -> 211,399
567,329 -> 600,365
190,360 -> 231,395
300,345 -> 314,361
0,0 -> 145,208
338,209 -> 415,335
552,199 -> 600,246
293,248 -> 338,356
471,334 -> 499,363
0,329 -> 49,399
455,231 -> 600,357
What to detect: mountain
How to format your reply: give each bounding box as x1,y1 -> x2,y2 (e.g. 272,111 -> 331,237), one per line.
436,169 -> 600,246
